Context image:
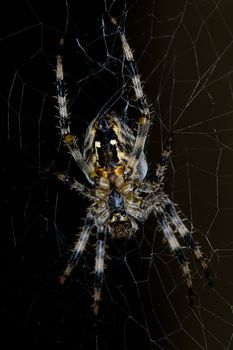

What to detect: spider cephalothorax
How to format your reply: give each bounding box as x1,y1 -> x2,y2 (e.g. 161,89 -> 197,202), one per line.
56,17 -> 211,315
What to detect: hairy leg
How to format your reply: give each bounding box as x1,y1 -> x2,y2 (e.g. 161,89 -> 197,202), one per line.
93,225 -> 107,315
60,213 -> 95,284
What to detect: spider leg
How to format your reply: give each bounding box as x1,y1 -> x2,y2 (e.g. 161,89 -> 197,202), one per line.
164,197 -> 212,285
56,40 -> 93,183
60,213 -> 94,284
111,18 -> 151,176
154,206 -> 195,304
93,225 -> 107,315
155,134 -> 173,186
57,173 -> 97,201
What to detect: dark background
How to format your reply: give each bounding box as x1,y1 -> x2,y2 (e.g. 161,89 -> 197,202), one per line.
1,0 -> 233,349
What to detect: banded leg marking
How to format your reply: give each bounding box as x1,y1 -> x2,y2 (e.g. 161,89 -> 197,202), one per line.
60,213 -> 94,284
155,134 -> 173,185
57,174 -> 97,201
111,17 -> 151,175
93,226 -> 107,315
164,198 -> 212,284
56,42 -> 92,182
154,207 -> 194,303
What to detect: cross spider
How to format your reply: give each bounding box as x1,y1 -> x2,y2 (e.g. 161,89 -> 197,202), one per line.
56,16 -> 211,315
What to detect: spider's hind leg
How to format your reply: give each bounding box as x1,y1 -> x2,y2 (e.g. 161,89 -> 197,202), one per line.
154,206 -> 195,305
164,197 -> 212,286
60,213 -> 94,284
93,226 -> 107,315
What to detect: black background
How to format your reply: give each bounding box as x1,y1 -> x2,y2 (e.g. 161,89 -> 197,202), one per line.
1,0 -> 233,349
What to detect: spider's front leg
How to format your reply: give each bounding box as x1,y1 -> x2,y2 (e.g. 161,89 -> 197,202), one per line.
56,39 -> 92,183
111,17 -> 151,177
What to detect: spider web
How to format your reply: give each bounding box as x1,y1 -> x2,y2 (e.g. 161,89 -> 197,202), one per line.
1,0 -> 233,348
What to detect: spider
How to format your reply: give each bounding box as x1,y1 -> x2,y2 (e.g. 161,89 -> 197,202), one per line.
56,16 -> 211,315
